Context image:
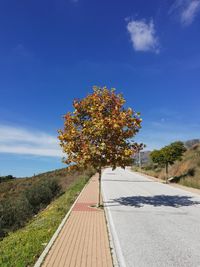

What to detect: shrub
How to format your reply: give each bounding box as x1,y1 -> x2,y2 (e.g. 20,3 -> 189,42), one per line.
24,179 -> 61,213
48,179 -> 61,195
0,196 -> 32,237
0,167 -> 95,240
187,168 -> 195,176
0,175 -> 15,183
0,178 -> 61,237
143,164 -> 154,171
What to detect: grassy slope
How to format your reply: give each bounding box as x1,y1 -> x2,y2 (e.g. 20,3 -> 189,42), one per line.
133,144 -> 200,189
0,167 -> 87,201
0,166 -> 95,235
0,176 -> 89,267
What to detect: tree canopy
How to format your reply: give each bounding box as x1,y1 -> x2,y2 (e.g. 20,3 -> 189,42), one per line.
58,86 -> 143,171
150,141 -> 186,181
58,86 -> 143,205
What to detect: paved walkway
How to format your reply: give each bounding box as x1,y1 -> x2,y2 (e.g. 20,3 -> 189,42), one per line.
42,174 -> 113,267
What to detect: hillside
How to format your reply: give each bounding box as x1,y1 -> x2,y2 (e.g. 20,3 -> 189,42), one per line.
0,166 -> 95,238
134,143 -> 200,189
0,167 -> 92,200
167,143 -> 200,188
0,170 -> 93,267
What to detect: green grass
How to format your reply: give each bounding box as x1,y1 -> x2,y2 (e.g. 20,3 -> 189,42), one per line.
0,176 -> 89,267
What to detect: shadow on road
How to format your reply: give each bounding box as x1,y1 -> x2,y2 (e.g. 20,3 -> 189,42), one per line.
112,195 -> 200,208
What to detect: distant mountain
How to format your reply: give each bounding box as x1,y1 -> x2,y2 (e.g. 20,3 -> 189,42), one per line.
133,151 -> 151,165
184,139 -> 200,149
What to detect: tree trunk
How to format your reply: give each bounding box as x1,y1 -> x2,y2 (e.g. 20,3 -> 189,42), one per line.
165,162 -> 169,184
98,168 -> 102,207
139,151 -> 141,170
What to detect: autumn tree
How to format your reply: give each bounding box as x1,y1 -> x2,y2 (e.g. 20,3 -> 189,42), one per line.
150,141 -> 186,183
58,86 -> 143,206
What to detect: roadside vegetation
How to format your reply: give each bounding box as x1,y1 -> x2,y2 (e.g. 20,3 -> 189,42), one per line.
0,167 -> 94,267
0,167 -> 94,238
133,141 -> 200,189
0,175 -> 15,183
150,141 -> 186,182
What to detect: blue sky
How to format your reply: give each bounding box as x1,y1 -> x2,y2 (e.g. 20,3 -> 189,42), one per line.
0,0 -> 200,177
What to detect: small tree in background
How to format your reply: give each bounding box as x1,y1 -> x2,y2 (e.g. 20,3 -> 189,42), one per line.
150,141 -> 186,183
150,149 -> 165,167
58,86 -> 143,206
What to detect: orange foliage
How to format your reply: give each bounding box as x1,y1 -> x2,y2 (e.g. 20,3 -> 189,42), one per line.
58,86 -> 143,171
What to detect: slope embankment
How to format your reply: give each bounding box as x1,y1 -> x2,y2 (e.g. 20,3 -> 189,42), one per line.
133,144 -> 200,189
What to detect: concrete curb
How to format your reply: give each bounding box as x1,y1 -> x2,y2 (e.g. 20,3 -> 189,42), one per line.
102,184 -> 127,267
34,179 -> 89,267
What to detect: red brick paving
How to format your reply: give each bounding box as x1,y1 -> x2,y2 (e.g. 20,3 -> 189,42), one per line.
42,174 -> 113,267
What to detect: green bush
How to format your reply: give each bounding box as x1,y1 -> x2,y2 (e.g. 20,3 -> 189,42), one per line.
24,179 -> 61,213
0,175 -> 89,267
0,167 -> 95,241
143,164 -> 154,171
0,197 -> 32,237
0,179 -> 61,238
0,175 -> 15,183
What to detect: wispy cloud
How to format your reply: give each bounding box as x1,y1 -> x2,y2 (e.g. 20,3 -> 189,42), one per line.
169,0 -> 200,26
127,19 -> 159,53
181,0 -> 200,24
0,125 -> 63,157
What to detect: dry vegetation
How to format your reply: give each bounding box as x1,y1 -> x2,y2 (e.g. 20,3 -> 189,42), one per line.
133,144 -> 200,189
0,172 -> 93,267
0,168 -> 89,200
0,167 -> 95,238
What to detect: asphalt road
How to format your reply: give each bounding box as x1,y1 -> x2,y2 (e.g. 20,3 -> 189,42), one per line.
102,167 -> 200,267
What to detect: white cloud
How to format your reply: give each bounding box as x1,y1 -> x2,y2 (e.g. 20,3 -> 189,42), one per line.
170,0 -> 200,26
127,19 -> 159,53
0,125 -> 63,157
181,0 -> 200,24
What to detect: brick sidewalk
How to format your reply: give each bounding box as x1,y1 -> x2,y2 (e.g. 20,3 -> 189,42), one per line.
42,174 -> 113,267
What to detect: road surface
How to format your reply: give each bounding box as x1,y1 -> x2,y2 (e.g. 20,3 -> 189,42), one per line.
102,167 -> 200,267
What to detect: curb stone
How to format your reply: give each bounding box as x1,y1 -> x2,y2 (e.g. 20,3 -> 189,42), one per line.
102,182 -> 127,267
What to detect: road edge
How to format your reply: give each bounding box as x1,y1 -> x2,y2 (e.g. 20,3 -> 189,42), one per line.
102,182 -> 127,267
